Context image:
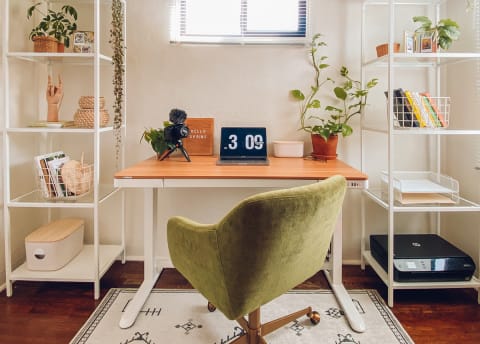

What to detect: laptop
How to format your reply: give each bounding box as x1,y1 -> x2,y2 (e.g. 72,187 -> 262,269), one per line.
217,127 -> 269,165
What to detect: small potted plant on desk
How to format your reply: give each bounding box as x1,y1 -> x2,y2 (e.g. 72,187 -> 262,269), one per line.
141,123 -> 170,160
290,33 -> 378,160
27,2 -> 78,52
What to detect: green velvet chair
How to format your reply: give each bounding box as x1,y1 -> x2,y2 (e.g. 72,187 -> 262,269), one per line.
167,175 -> 347,344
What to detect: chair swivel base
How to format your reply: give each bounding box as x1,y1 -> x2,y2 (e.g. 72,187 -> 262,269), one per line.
207,302 -> 320,344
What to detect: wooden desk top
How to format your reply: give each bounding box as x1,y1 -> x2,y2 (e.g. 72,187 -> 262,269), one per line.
114,155 -> 367,181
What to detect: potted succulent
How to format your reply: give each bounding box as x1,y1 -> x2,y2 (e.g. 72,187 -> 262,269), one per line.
413,16 -> 460,51
27,2 -> 78,52
290,33 -> 378,159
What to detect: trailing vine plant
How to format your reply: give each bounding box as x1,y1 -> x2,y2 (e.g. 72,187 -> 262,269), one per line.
110,0 -> 125,167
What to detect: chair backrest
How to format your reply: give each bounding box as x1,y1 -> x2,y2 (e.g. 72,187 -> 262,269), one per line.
214,175 -> 346,319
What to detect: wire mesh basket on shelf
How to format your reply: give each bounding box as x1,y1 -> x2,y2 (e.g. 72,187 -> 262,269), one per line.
35,157 -> 93,200
388,93 -> 450,129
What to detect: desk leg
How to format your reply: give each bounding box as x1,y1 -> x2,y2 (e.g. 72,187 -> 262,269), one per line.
119,188 -> 162,329
323,211 -> 366,333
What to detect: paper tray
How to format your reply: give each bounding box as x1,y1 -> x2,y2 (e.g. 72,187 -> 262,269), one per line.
380,171 -> 459,204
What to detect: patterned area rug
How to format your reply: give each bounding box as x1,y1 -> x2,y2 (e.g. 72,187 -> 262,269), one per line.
70,288 -> 413,344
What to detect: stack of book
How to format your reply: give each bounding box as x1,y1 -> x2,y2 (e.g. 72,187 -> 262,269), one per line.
386,89 -> 450,128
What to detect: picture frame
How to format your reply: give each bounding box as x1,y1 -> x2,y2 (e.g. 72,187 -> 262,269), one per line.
420,31 -> 435,53
404,31 -> 415,53
73,31 -> 94,53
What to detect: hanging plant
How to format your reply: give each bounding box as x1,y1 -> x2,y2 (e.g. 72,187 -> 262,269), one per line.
110,0 -> 125,166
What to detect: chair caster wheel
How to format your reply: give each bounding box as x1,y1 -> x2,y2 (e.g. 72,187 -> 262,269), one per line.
207,302 -> 216,312
307,310 -> 320,325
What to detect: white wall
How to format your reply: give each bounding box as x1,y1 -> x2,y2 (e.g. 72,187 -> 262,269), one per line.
122,0 -> 367,262
1,0 -> 478,277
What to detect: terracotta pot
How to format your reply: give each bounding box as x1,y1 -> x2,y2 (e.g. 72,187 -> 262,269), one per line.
57,43 -> 65,53
311,134 -> 338,160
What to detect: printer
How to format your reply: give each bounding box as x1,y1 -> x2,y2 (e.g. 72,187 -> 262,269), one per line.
370,234 -> 476,282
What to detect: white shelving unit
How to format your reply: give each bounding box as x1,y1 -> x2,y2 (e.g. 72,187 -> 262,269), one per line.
2,0 -> 126,299
360,0 -> 480,307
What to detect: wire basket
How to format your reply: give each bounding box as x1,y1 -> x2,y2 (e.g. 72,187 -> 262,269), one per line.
36,160 -> 93,200
74,109 -> 110,128
78,96 -> 105,109
388,94 -> 450,128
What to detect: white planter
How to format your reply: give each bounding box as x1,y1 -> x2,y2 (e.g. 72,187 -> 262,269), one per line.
273,141 -> 304,158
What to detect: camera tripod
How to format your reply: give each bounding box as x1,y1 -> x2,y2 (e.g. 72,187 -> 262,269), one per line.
159,139 -> 191,162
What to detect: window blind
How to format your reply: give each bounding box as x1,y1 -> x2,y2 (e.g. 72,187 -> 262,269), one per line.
170,0 -> 308,44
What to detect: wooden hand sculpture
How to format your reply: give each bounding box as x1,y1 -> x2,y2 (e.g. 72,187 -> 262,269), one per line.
46,75 -> 63,122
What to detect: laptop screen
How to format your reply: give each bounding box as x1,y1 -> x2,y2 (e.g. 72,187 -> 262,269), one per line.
219,127 -> 267,160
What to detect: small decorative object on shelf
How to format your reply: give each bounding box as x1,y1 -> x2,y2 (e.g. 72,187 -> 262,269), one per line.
376,42 -> 400,57
46,74 -> 63,122
73,31 -> 94,53
27,2 -> 78,52
74,96 -> 109,128
404,31 -> 415,53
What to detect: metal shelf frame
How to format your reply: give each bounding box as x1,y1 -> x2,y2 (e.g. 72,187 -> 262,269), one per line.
2,0 -> 127,299
360,0 -> 480,307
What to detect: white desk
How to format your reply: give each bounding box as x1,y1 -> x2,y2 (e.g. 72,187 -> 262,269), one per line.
114,155 -> 368,332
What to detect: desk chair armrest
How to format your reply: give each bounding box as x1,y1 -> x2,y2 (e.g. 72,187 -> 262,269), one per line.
167,216 -> 231,312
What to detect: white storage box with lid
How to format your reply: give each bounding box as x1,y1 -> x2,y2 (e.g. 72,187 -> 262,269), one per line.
25,218 -> 84,271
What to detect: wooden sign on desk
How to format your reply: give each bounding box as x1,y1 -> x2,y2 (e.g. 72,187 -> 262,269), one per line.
183,118 -> 214,155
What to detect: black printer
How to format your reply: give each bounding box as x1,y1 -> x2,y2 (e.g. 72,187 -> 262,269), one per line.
370,234 -> 476,282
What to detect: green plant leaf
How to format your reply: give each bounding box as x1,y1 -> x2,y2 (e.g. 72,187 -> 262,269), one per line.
290,89 -> 305,100
334,86 -> 347,100
413,16 -> 433,31
309,99 -> 321,108
341,124 -> 353,137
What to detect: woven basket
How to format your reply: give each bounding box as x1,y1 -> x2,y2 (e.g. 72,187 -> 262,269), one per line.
60,161 -> 93,197
74,109 -> 109,128
78,96 -> 105,109
33,36 -> 58,53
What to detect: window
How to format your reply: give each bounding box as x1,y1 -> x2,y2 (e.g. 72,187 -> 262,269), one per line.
170,0 -> 308,44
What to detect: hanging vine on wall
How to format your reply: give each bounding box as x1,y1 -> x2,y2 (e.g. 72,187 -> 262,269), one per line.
110,0 -> 125,167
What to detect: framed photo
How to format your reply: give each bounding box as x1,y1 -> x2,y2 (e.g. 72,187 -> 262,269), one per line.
404,31 -> 415,53
73,31 -> 94,53
420,31 -> 435,53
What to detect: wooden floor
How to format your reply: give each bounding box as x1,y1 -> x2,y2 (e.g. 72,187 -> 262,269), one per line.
0,262 -> 479,344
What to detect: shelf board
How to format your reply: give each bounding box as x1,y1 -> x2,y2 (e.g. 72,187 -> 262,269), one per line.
8,185 -> 118,208
10,244 -> 124,282
363,189 -> 480,212
7,52 -> 112,65
6,126 -> 113,134
362,126 -> 480,135
363,251 -> 480,289
363,52 -> 480,68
